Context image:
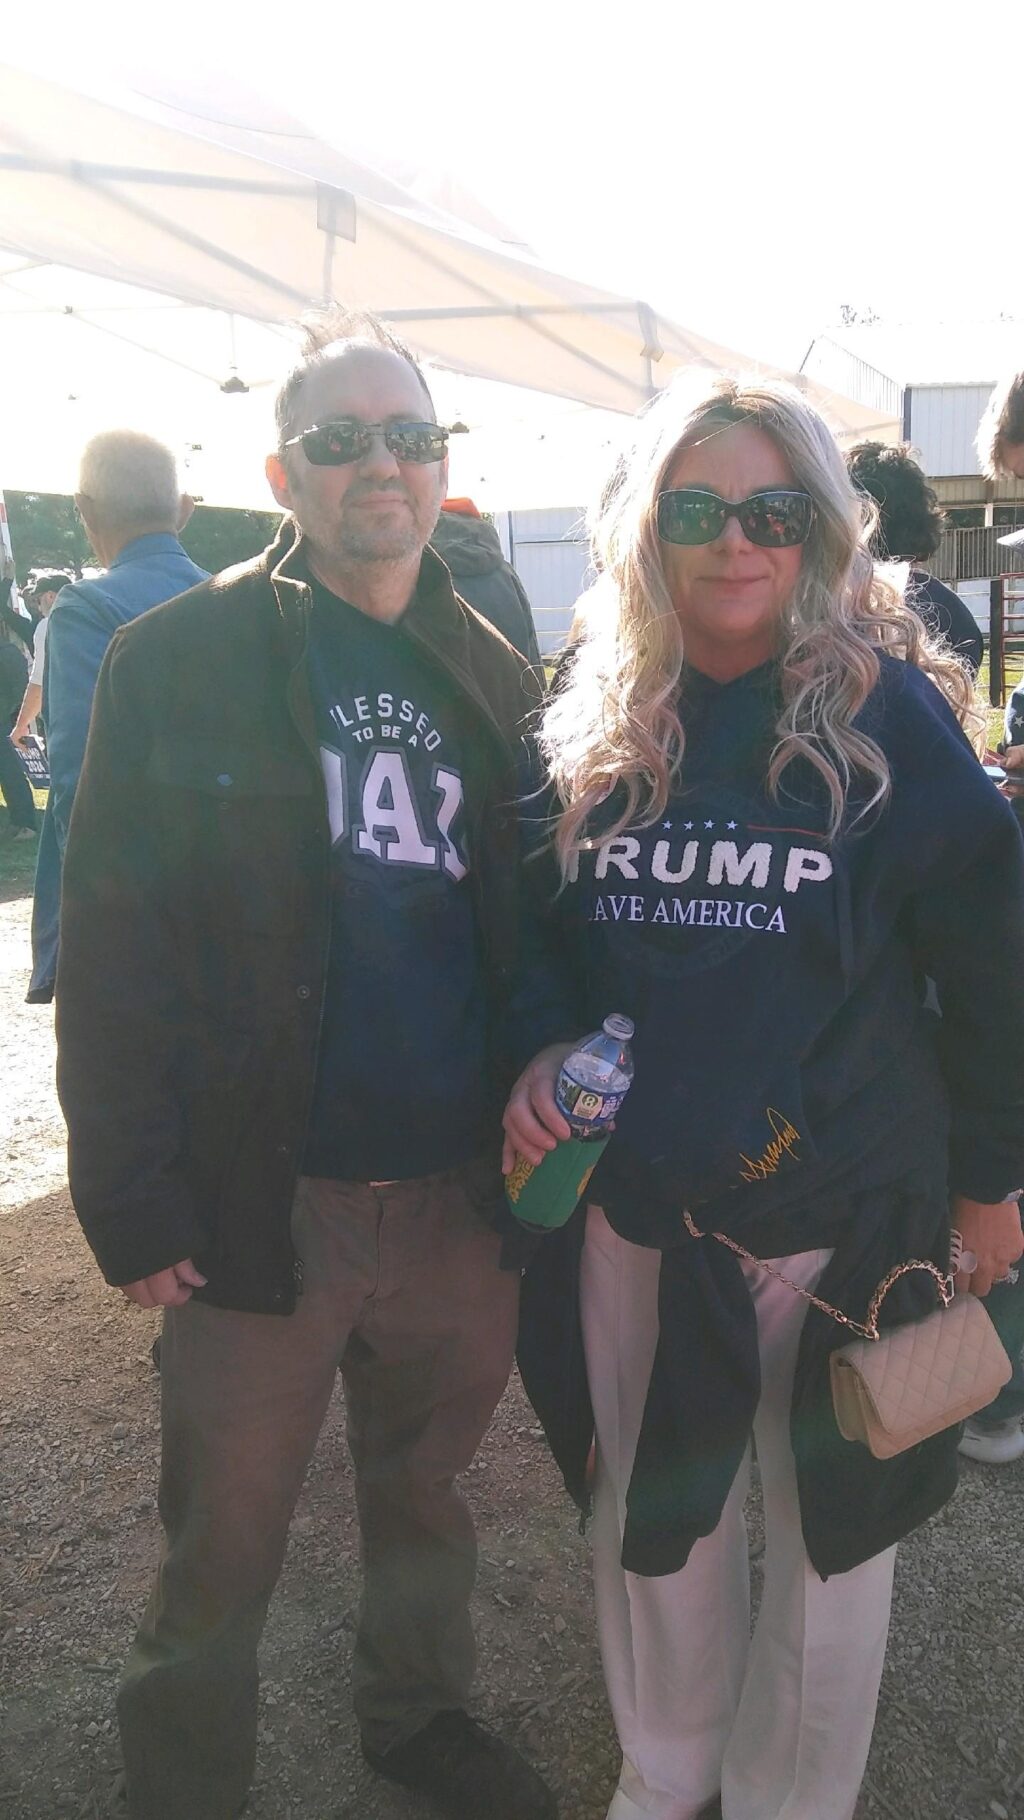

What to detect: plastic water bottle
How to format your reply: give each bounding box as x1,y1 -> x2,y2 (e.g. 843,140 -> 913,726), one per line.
555,1015 -> 635,1138
506,1015 -> 635,1231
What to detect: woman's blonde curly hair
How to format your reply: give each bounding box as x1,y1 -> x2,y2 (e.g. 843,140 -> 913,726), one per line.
542,371 -> 980,878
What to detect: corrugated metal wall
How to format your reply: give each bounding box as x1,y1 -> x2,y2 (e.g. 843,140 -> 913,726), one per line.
907,384 -> 994,478
507,507 -> 591,656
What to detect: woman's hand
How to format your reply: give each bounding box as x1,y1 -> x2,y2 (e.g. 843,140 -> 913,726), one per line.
502,1041 -> 576,1174
952,1195 -> 1024,1297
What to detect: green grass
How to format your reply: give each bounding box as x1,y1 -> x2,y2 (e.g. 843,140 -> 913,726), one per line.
978,655 -> 1024,748
0,829 -> 39,902
0,785 -> 44,902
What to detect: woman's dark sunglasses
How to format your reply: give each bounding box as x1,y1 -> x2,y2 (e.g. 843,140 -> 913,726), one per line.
282,419 -> 449,467
657,487 -> 815,549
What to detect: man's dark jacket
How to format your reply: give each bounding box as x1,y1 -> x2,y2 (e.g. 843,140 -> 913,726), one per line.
56,518 -> 547,1313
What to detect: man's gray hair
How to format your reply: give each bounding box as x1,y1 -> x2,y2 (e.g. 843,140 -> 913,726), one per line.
78,430 -> 182,530
274,307 -> 435,449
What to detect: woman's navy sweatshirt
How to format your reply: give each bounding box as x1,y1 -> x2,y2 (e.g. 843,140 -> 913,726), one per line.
548,653 -> 1024,1249
517,654 -> 1024,1577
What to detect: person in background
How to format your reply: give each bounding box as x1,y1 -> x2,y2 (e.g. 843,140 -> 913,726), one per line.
11,573 -> 67,747
507,373 -> 1024,1820
0,553 -> 40,658
978,369 -> 1024,481
845,441 -> 984,675
26,432 -> 208,1003
55,310 -> 559,1820
429,497 -> 543,669
961,481 -> 1024,1464
0,629 -> 39,838
948,371 -> 1024,1465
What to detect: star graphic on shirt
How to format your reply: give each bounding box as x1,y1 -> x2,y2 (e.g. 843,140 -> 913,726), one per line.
1014,713 -> 1024,729
662,821 -> 673,830
704,819 -> 714,830
683,820 -> 694,831
727,820 -> 738,830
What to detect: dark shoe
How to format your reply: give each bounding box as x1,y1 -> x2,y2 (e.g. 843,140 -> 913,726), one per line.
363,1709 -> 557,1819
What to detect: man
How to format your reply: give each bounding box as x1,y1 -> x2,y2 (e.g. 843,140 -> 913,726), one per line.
0,628 -> 38,838
10,572 -> 67,747
978,369 -> 1024,480
0,553 -> 40,657
430,495 -> 543,669
56,311 -> 560,1820
27,432 -> 208,1003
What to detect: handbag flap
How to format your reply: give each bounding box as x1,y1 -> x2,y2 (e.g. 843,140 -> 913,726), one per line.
834,1296 -> 1011,1447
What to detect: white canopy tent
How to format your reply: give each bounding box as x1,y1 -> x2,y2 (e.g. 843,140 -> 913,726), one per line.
0,60 -> 899,447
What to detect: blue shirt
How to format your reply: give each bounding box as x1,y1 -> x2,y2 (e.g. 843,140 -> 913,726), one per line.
303,582 -> 492,1181
44,533 -> 209,853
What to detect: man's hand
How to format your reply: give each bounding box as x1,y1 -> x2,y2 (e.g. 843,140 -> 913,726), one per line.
11,717 -> 32,748
953,1196 -> 1024,1297
502,1041 -> 576,1174
120,1258 -> 207,1309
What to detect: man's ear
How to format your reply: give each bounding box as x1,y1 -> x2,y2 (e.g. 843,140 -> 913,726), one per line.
438,451 -> 449,512
177,494 -> 196,532
265,453 -> 294,512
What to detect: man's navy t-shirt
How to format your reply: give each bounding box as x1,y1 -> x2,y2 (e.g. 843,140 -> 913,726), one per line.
303,582 -> 491,1180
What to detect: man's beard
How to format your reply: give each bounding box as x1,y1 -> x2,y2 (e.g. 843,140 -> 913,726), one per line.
337,512 -> 425,563
305,483 -> 434,566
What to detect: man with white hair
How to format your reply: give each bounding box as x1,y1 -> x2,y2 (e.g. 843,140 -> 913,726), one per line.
27,430 -> 208,1001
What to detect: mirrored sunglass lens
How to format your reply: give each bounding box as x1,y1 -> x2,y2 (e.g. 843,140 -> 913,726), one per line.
741,494 -> 812,546
306,423 -> 365,464
387,424 -> 447,462
659,493 -> 725,544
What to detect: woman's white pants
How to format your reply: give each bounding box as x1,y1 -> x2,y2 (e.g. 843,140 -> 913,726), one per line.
580,1207 -> 897,1820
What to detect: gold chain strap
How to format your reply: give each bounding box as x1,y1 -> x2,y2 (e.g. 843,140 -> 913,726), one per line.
681,1210 -> 953,1342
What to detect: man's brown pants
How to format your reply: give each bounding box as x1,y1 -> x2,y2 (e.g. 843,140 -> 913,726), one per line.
117,1163 -> 520,1820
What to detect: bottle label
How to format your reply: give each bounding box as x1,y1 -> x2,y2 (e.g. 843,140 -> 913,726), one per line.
556,1076 -> 625,1131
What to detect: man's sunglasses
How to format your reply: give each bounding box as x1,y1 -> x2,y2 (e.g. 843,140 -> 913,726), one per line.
656,487 -> 815,549
282,419 -> 449,467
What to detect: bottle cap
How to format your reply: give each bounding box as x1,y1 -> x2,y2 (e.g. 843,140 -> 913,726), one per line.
603,1013 -> 634,1040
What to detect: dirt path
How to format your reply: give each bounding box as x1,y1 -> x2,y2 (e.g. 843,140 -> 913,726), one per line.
2,888 -> 1022,1820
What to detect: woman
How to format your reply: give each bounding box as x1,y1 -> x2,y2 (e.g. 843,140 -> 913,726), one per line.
845,439 -> 984,674
505,375 -> 1024,1820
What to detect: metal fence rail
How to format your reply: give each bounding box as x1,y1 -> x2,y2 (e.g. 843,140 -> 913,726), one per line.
989,577 -> 1024,707
928,527 -> 1024,584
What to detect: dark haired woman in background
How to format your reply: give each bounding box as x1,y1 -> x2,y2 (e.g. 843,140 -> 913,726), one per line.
846,441 -> 984,675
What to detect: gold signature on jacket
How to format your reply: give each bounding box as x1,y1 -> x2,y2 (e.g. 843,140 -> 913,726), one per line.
738,1108 -> 802,1183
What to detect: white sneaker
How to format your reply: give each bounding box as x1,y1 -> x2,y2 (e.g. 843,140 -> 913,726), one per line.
959,1416 -> 1024,1464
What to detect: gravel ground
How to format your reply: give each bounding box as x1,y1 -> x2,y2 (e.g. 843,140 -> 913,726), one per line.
1,881 -> 1021,1820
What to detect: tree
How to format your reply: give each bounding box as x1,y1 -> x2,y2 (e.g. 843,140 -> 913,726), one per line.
839,304 -> 880,327
180,506 -> 282,575
5,492 -> 282,583
5,492 -> 90,579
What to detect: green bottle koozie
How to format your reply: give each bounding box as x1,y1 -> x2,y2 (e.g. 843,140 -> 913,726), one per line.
504,1133 -> 609,1231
